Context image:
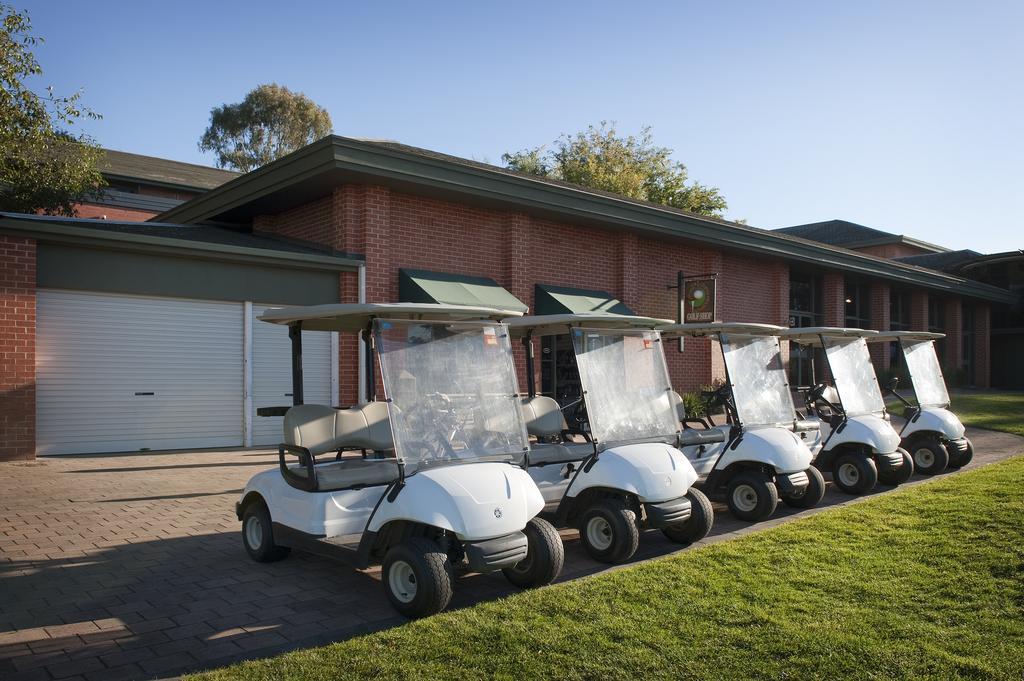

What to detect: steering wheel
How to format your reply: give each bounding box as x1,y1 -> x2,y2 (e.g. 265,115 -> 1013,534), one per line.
806,383 -> 827,403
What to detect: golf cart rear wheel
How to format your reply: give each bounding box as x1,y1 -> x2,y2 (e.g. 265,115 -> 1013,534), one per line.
831,452 -> 878,495
382,537 -> 453,619
725,471 -> 779,522
502,517 -> 564,588
781,466 -> 826,509
241,501 -> 290,563
662,488 -> 714,545
946,438 -> 974,469
912,437 -> 950,475
578,498 -> 639,564
879,448 -> 914,485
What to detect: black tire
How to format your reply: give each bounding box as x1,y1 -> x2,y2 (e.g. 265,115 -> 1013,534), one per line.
241,501 -> 291,563
878,448 -> 914,485
831,452 -> 878,495
382,537 -> 453,619
503,517 -> 564,588
725,471 -> 779,522
781,466 -> 826,509
946,438 -> 974,469
577,498 -> 640,564
910,437 -> 950,475
662,488 -> 714,545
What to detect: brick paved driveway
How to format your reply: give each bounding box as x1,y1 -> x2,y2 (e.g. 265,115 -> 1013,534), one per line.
1,426 -> 1021,681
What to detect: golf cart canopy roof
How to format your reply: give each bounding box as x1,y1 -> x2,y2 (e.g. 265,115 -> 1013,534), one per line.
658,322 -> 785,338
502,313 -> 672,338
777,327 -> 879,346
260,303 -> 522,332
865,331 -> 946,343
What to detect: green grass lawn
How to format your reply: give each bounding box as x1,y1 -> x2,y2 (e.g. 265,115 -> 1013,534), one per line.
192,457 -> 1024,681
950,391 -> 1024,436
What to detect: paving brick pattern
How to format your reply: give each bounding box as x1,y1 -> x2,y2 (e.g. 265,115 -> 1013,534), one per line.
1,427 -> 1021,680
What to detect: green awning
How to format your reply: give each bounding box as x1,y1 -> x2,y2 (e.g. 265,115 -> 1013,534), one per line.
534,283 -> 633,316
398,269 -> 528,313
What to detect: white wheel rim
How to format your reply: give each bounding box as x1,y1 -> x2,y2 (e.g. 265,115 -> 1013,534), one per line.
838,462 -> 860,487
244,516 -> 263,549
732,484 -> 759,513
585,516 -> 613,551
388,560 -> 417,604
914,448 -> 935,468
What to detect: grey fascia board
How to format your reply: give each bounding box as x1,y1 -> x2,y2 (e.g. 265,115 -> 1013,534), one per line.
154,140 -> 337,223
0,219 -> 362,272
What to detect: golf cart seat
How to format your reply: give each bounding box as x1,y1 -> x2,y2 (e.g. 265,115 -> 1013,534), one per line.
284,403 -> 394,455
821,385 -> 840,404
280,404 -> 399,491
520,396 -> 567,437
520,396 -> 591,465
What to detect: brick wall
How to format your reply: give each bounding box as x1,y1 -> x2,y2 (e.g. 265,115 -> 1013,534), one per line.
0,236 -> 36,461
73,204 -> 159,221
854,243 -> 934,259
822,272 -> 845,326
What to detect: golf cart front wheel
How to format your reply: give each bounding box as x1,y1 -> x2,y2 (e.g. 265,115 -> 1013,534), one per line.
502,517 -> 564,588
578,498 -> 640,564
662,488 -> 714,545
382,537 -> 453,619
878,449 -> 914,485
725,471 -> 779,522
946,438 -> 974,469
781,466 -> 826,509
912,437 -> 950,475
241,501 -> 290,563
832,452 -> 878,495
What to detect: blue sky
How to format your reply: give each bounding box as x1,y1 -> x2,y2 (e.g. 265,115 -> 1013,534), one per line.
19,0 -> 1024,253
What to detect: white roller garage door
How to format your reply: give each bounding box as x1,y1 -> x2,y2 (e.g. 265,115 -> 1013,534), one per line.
251,304 -> 335,446
36,290 -> 244,455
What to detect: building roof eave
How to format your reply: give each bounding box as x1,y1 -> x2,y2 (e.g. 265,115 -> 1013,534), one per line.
153,136 -> 1016,304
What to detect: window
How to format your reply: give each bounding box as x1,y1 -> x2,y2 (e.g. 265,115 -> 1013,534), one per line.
788,271 -> 824,387
844,280 -> 871,329
890,289 -> 911,331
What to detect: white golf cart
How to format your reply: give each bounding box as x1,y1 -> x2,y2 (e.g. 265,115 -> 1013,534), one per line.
868,331 -> 972,470
504,313 -> 713,564
779,327 -> 916,492
659,323 -> 824,521
236,303 -> 564,618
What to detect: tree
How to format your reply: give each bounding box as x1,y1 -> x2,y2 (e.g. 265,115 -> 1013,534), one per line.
199,84 -> 333,172
0,4 -> 104,216
503,122 -> 727,217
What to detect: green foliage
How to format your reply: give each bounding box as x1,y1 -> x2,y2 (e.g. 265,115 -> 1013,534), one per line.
503,122 -> 728,216
198,83 -> 333,172
190,457 -> 1024,680
680,379 -> 726,418
0,4 -> 104,216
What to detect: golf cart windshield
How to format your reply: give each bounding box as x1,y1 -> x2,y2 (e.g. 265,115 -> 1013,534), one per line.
824,337 -> 886,416
571,328 -> 679,446
374,319 -> 529,472
902,339 -> 950,407
721,334 -> 795,426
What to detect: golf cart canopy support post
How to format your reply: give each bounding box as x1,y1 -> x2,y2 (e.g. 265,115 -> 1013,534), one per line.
289,323 -> 303,406
523,333 -> 536,398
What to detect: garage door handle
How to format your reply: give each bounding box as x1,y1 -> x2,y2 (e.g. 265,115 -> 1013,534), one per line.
134,392 -> 155,396
285,393 -> 293,397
